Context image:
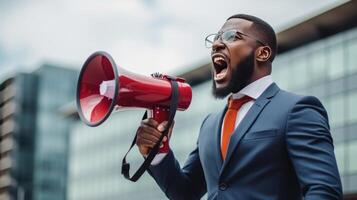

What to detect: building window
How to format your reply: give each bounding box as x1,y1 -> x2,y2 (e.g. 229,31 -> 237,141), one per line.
309,50 -> 326,84
347,90 -> 357,124
347,39 -> 357,74
328,43 -> 345,80
326,94 -> 345,128
290,58 -> 308,90
274,65 -> 292,90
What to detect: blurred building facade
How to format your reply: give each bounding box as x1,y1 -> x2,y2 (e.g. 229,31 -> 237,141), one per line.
0,65 -> 78,200
31,65 -> 78,200
0,74 -> 38,200
67,1 -> 357,200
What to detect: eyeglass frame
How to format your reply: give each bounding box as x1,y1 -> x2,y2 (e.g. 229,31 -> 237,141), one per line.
205,29 -> 267,48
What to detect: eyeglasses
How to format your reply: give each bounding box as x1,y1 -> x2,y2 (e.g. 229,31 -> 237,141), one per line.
205,29 -> 266,48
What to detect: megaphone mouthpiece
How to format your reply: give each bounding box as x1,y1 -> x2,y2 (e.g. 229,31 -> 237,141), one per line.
100,79 -> 116,99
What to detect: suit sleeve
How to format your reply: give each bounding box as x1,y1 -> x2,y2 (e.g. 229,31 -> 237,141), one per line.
147,116 -> 209,200
286,96 -> 343,200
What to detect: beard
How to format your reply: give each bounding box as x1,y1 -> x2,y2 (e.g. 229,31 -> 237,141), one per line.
212,51 -> 255,99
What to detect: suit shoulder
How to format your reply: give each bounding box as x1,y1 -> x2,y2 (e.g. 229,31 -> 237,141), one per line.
272,89 -> 325,114
276,89 -> 323,105
276,89 -> 327,117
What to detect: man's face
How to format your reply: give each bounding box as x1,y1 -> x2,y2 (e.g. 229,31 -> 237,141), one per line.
211,18 -> 257,98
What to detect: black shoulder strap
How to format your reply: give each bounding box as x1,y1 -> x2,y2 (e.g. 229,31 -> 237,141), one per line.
121,79 -> 179,182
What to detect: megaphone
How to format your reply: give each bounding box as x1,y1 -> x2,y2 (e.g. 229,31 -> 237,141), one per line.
76,51 -> 192,153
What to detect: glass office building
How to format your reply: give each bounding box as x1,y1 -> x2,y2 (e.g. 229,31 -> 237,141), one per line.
68,2 -> 357,199
32,65 -> 78,200
0,74 -> 38,200
0,65 -> 78,200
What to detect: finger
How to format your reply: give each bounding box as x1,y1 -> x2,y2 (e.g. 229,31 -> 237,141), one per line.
139,131 -> 162,143
137,137 -> 157,148
163,120 -> 174,132
140,123 -> 163,138
157,121 -> 168,132
138,145 -> 150,156
142,118 -> 159,128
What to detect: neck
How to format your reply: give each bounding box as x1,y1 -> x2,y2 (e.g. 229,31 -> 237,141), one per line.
248,63 -> 271,84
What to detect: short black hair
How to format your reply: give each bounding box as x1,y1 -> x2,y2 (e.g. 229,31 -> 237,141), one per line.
227,14 -> 277,62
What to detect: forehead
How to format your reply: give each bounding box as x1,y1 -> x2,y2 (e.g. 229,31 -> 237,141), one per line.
219,18 -> 253,33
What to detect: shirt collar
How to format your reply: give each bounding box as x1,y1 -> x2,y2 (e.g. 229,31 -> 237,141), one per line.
231,75 -> 274,100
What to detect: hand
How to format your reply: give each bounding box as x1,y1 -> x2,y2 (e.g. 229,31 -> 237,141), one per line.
136,118 -> 174,156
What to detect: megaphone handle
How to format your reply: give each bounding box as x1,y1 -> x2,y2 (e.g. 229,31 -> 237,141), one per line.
152,107 -> 170,153
122,79 -> 178,182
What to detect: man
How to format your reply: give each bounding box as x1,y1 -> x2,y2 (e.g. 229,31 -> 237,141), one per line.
135,14 -> 342,200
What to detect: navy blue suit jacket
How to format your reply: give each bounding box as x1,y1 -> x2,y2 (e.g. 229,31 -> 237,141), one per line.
148,83 -> 342,200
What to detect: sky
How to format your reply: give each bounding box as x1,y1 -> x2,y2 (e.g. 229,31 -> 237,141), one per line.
0,0 -> 346,80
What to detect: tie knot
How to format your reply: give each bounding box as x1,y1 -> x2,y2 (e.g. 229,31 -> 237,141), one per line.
228,96 -> 253,110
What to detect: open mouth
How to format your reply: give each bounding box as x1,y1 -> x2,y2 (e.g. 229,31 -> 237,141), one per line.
212,54 -> 229,81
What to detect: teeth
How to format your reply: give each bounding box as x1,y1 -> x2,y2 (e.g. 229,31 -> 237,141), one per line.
214,57 -> 225,63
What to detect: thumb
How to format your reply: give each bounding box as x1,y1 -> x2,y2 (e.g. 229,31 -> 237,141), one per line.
157,121 -> 168,132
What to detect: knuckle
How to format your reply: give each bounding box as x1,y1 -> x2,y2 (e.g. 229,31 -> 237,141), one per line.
147,118 -> 158,125
136,127 -> 143,134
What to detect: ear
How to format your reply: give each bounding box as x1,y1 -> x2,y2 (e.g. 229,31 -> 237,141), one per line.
256,46 -> 272,62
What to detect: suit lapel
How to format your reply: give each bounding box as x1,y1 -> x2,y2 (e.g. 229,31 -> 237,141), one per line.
214,108 -> 226,168
220,83 -> 280,173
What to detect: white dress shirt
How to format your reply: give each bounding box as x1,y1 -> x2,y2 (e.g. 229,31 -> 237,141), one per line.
221,75 -> 274,146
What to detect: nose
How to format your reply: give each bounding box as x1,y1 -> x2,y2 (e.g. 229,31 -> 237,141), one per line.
211,39 -> 226,53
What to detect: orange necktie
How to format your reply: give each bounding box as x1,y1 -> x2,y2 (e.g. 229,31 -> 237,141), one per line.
221,96 -> 253,160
